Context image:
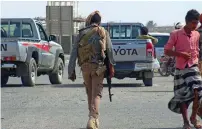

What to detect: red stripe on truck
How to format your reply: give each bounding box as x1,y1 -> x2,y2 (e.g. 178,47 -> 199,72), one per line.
22,42 -> 51,52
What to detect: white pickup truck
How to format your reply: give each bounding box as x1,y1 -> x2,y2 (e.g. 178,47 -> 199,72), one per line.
102,23 -> 155,86
1,18 -> 65,86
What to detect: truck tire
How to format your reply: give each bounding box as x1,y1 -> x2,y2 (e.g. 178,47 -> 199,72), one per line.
143,78 -> 153,86
1,75 -> 9,86
49,58 -> 64,84
21,58 -> 37,86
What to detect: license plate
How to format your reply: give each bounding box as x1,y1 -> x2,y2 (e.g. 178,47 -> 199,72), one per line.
135,63 -> 148,69
1,64 -> 16,68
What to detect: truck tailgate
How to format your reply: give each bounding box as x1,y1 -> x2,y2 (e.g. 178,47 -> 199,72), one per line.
1,38 -> 20,59
112,39 -> 149,62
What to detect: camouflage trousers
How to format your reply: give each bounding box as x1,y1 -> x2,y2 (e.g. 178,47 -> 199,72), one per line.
81,63 -> 105,119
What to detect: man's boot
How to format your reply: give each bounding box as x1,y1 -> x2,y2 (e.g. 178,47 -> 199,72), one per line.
95,118 -> 99,128
86,116 -> 98,129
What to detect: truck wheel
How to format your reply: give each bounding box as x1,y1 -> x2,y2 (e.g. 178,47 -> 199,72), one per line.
143,78 -> 153,86
49,58 -> 64,84
21,58 -> 37,86
1,75 -> 9,86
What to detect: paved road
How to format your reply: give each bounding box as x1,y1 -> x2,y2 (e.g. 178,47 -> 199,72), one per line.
1,62 -> 196,129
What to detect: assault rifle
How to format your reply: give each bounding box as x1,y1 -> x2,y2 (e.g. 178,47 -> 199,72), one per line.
104,53 -> 114,102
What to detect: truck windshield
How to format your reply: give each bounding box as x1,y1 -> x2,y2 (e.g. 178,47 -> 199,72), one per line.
102,24 -> 142,39
1,22 -> 33,38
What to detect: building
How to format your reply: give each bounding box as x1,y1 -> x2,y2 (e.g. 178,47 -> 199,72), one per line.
34,2 -> 85,34
73,17 -> 85,34
46,1 -> 85,34
45,1 -> 87,54
149,26 -> 174,33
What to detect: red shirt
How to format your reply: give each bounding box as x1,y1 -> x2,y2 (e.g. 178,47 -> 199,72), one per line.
164,28 -> 200,70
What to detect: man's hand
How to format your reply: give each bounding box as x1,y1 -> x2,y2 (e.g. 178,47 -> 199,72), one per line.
68,70 -> 76,82
180,52 -> 191,60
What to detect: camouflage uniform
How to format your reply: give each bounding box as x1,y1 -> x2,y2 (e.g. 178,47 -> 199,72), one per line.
136,35 -> 158,45
68,11 -> 115,129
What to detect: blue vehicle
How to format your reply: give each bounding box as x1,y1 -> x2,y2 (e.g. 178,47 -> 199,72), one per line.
149,32 -> 170,61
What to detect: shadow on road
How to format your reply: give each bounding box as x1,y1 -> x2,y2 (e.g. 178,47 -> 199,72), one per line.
1,84 -> 50,88
52,83 -> 144,88
79,128 -> 181,129
146,128 -> 181,129
79,127 -> 181,129
129,90 -> 173,93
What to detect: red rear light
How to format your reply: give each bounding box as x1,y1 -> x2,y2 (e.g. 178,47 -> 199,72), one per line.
146,42 -> 154,57
3,56 -> 16,61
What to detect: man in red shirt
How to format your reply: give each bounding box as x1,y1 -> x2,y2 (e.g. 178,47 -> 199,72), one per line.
164,9 -> 201,129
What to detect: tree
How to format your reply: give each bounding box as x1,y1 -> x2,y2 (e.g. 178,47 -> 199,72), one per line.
146,21 -> 157,28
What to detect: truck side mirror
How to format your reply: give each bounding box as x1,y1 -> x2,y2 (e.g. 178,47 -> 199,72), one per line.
49,35 -> 56,42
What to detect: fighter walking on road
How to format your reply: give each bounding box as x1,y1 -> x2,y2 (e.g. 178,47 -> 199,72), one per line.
68,11 -> 115,129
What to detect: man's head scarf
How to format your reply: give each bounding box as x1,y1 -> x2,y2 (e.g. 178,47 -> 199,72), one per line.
85,11 -> 102,27
84,10 -> 105,39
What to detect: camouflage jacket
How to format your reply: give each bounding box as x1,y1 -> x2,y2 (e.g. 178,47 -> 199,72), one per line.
68,25 -> 116,77
136,35 -> 158,45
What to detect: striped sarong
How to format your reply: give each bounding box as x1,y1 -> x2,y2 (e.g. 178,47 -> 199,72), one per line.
168,65 -> 202,114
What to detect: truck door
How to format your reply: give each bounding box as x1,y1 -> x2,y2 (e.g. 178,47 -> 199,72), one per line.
36,23 -> 54,68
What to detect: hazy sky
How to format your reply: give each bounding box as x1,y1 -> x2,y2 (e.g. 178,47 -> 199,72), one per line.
1,1 -> 202,26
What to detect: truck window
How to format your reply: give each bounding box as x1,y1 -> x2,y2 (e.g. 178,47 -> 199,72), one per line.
153,35 -> 169,47
1,22 -> 8,37
111,26 -> 119,39
1,22 -> 33,38
102,24 -> 142,39
132,26 -> 141,39
22,23 -> 33,37
36,23 -> 48,41
11,22 -> 21,37
120,25 -> 131,39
